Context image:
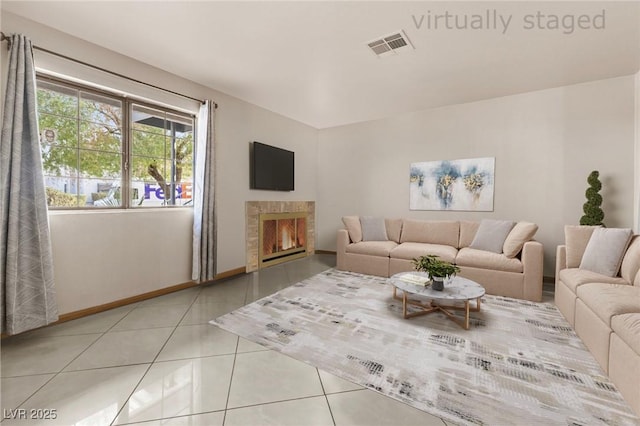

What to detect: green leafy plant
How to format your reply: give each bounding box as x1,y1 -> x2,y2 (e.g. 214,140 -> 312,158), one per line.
45,187 -> 86,207
580,170 -> 605,226
412,255 -> 460,279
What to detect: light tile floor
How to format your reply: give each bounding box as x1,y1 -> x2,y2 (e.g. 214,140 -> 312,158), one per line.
1,254 -> 450,426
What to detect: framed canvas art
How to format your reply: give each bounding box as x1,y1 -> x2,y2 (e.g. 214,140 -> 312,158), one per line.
410,157 -> 495,211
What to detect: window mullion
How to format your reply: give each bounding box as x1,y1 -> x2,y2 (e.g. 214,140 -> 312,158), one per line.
123,100 -> 131,208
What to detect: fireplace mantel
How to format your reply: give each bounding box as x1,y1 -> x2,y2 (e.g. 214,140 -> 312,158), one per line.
246,201 -> 315,272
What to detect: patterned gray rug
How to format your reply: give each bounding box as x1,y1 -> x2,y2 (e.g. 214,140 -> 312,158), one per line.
211,269 -> 639,425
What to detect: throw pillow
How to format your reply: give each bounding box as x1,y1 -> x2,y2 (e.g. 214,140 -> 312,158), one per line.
385,218 -> 403,243
565,225 -> 600,268
360,216 -> 388,241
619,236 -> 640,283
579,228 -> 633,277
503,222 -> 539,258
458,221 -> 481,248
342,216 -> 362,243
469,219 -> 515,254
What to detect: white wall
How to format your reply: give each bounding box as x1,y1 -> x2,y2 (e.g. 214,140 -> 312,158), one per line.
1,12 -> 318,314
49,209 -> 193,314
317,76 -> 636,276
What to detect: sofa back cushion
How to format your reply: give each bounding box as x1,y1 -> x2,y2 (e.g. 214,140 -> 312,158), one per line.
620,235 -> 640,283
579,228 -> 632,277
459,221 -> 480,248
565,225 -> 600,268
400,219 -> 459,247
503,222 -> 538,258
385,218 -> 403,243
342,216 -> 362,243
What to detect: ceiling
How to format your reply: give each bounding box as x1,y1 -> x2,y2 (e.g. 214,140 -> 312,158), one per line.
3,1 -> 640,129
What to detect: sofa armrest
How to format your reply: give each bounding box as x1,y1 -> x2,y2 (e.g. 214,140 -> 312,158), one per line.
522,240 -> 544,302
555,245 -> 567,287
336,229 -> 350,270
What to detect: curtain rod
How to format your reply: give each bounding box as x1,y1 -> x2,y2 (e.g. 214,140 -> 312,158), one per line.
1,31 -> 216,108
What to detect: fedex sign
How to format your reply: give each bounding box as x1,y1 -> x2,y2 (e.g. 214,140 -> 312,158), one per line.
144,183 -> 192,200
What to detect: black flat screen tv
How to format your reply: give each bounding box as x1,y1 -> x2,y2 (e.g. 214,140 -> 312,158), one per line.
250,141 -> 295,191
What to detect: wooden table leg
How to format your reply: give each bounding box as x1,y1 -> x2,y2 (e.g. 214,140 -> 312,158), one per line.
464,301 -> 470,330
403,292 -> 407,319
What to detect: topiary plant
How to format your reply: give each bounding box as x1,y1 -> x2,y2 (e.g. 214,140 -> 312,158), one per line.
580,170 -> 605,226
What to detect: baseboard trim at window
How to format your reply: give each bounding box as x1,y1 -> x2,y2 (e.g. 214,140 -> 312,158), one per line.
59,266 -> 249,322
315,250 -> 337,255
1,266 -> 250,339
214,267 -> 246,281
57,280 -> 200,324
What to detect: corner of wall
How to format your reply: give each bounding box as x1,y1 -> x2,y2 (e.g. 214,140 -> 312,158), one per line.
635,71 -> 640,232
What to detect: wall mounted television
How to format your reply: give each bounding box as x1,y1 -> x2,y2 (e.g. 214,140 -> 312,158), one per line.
250,141 -> 295,191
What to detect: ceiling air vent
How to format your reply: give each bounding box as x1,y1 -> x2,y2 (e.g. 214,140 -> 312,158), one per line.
367,30 -> 414,57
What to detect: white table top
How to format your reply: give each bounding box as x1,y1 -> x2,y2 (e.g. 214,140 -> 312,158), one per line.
389,272 -> 485,301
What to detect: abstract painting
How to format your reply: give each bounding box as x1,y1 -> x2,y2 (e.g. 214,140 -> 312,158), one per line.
410,157 -> 495,211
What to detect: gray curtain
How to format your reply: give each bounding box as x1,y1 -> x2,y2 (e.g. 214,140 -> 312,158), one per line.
192,100 -> 216,282
1,34 -> 58,335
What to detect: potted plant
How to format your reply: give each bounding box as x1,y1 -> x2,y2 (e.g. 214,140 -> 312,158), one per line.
412,255 -> 461,291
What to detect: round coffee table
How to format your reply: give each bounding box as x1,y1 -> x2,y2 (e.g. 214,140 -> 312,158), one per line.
389,272 -> 485,330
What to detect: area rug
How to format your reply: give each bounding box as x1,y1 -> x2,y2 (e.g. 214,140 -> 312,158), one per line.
211,269 -> 639,425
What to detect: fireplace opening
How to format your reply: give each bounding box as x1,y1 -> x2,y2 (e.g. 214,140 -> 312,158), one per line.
259,212 -> 308,267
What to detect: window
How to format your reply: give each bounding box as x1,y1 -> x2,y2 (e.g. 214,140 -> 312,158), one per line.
130,105 -> 194,207
36,76 -> 195,209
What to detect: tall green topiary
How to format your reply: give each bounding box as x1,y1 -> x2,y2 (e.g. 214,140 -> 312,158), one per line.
580,170 -> 604,226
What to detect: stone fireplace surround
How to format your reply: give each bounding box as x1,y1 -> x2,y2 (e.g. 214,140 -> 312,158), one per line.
246,201 -> 315,272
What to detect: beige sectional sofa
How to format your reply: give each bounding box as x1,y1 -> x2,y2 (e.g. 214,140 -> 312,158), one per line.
336,217 -> 544,302
555,226 -> 640,416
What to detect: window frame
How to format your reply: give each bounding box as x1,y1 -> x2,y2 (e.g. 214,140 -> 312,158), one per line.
36,74 -> 196,210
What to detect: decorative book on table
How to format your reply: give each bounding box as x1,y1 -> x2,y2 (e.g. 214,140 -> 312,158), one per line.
399,273 -> 431,286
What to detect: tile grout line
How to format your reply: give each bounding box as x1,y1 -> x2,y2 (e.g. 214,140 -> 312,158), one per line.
0,303 -> 144,413
109,287 -> 204,426
221,334 -> 241,426
7,316 -> 125,413
315,368 -> 338,426
219,272 -> 252,425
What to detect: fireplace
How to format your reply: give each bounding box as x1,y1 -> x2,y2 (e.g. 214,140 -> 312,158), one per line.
246,201 -> 315,272
259,212 -> 307,267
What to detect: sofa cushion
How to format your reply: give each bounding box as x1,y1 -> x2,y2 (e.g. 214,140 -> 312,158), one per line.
611,313 -> 640,356
503,222 -> 538,258
621,235 -> 640,283
469,219 -> 515,254
576,283 -> 640,326
385,218 -> 403,244
565,225 -> 600,268
342,216 -> 362,243
456,247 -> 523,273
558,268 -> 628,293
580,228 -> 632,277
400,220 -> 459,247
459,221 -> 480,248
360,216 -> 388,241
390,242 -> 457,264
345,241 -> 398,257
